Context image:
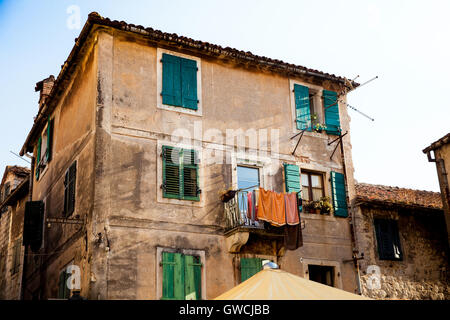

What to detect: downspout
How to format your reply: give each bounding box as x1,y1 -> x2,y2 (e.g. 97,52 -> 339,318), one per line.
339,133 -> 362,295
20,155 -> 34,300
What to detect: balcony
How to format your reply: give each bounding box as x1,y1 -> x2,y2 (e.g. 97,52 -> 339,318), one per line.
222,190 -> 284,253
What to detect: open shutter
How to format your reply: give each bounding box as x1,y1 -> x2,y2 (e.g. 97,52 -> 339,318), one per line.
284,163 -> 302,212
330,171 -> 348,217
184,255 -> 202,300
181,58 -> 198,110
162,146 -> 181,199
161,53 -> 182,107
240,258 -> 263,283
46,118 -> 54,162
323,90 -> 341,135
182,149 -> 199,201
36,137 -> 42,180
294,84 -> 311,130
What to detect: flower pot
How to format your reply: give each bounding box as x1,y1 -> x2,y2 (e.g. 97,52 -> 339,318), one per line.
315,209 -> 321,214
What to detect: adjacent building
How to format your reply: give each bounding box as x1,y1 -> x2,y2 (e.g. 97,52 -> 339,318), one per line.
353,183 -> 450,300
0,166 -> 30,299
17,12 -> 361,299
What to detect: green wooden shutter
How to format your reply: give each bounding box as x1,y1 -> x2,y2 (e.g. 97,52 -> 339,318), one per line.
240,258 -> 263,282
162,53 -> 182,107
36,137 -> 42,180
162,146 -> 181,199
182,149 -> 199,201
330,171 -> 348,217
374,219 -> 402,260
68,162 -> 76,216
294,84 -> 311,130
181,58 -> 198,110
184,255 -> 202,300
46,118 -> 53,163
284,163 -> 302,212
162,252 -> 176,299
58,269 -> 70,299
323,90 -> 341,135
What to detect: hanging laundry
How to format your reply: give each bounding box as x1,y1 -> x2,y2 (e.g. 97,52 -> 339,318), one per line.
257,188 -> 286,226
284,194 -> 303,250
247,191 -> 253,220
284,192 -> 299,225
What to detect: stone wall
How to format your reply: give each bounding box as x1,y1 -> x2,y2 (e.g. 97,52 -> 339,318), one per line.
354,205 -> 450,300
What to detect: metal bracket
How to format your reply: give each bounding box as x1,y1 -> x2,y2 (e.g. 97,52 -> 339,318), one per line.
328,131 -> 348,160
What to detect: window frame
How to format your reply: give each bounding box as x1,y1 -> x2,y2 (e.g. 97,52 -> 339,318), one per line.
301,170 -> 325,203
157,48 -> 203,116
374,218 -> 403,261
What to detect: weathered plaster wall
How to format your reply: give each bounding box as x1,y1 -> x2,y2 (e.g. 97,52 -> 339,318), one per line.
89,28 -> 359,299
355,205 -> 450,300
26,30 -> 98,299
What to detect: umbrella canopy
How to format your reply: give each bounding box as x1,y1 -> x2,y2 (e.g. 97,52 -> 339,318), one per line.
214,268 -> 371,300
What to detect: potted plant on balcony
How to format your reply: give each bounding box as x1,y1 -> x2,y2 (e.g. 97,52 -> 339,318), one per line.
313,200 -> 322,214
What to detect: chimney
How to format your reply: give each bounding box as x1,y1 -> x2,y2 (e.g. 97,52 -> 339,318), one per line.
35,75 -> 55,110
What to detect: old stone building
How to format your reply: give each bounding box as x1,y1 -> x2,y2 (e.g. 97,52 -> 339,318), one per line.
423,133 -> 450,249
353,183 -> 450,300
17,12 -> 362,299
0,166 -> 30,299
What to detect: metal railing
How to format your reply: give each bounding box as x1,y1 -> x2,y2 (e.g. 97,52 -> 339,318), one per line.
224,190 -> 262,230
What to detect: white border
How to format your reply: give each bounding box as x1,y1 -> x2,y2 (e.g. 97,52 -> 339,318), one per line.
156,48 -> 203,116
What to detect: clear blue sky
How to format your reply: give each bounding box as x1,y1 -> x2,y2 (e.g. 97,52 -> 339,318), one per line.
0,0 -> 448,191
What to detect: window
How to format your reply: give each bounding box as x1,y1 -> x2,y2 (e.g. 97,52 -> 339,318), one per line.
301,171 -> 324,202
240,258 -> 263,283
161,252 -> 202,300
11,239 -> 22,275
374,219 -> 403,261
308,265 -> 335,287
35,118 -> 54,180
63,161 -> 77,217
162,146 -> 200,201
161,53 -> 198,110
58,268 -> 71,299
4,182 -> 10,198
237,166 -> 260,190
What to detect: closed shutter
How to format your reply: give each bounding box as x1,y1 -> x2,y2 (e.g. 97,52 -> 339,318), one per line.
184,255 -> 202,300
162,252 -> 185,300
294,84 -> 311,130
36,137 -> 42,180
23,201 -> 44,252
162,147 -> 199,201
181,58 -> 198,110
46,118 -> 54,162
374,219 -> 402,260
240,258 -> 263,282
64,161 -> 77,217
58,269 -> 71,299
330,171 -> 348,217
161,53 -> 182,107
323,90 -> 341,135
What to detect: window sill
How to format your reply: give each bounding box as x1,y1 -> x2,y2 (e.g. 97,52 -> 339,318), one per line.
157,103 -> 202,117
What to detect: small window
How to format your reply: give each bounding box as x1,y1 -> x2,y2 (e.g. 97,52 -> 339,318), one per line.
162,146 -> 200,201
161,252 -> 202,300
237,166 -> 260,190
63,161 -> 77,217
301,171 -> 324,202
308,265 -> 335,287
35,118 -> 54,180
374,219 -> 403,261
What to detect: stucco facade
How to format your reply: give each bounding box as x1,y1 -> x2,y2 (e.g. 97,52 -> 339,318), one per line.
19,13 -> 361,299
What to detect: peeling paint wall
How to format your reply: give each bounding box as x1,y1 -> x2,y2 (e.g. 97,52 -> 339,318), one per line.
355,205 -> 450,299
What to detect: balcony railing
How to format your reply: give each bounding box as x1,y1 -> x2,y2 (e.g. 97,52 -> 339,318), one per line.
224,190 -> 262,230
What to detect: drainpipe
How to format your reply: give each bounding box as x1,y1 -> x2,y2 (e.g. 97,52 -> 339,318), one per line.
339,133 -> 363,295
20,155 -> 34,300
